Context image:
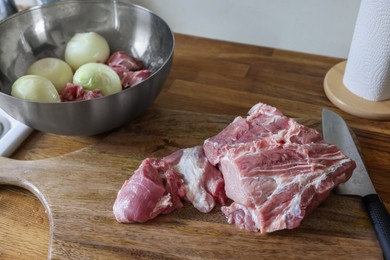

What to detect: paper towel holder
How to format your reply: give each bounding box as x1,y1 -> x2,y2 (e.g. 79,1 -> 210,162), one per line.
324,61 -> 390,120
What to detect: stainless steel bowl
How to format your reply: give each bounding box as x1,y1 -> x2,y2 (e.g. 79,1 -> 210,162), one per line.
0,0 -> 174,135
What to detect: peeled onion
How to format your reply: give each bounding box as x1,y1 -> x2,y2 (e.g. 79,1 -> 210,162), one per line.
27,57 -> 73,93
73,63 -> 122,96
65,32 -> 110,71
11,75 -> 60,102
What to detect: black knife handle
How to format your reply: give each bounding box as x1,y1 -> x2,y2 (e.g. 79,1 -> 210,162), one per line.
363,194 -> 390,260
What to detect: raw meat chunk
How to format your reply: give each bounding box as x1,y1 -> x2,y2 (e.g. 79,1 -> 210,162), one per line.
113,158 -> 186,223
106,51 -> 152,88
111,68 -> 152,88
203,102 -> 356,233
113,146 -> 226,223
163,146 -> 227,213
60,83 -> 103,102
107,51 -> 144,71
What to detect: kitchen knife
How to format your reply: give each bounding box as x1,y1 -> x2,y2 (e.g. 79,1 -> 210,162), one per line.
322,108 -> 390,260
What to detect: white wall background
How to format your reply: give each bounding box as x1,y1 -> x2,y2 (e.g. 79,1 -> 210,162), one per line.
128,0 -> 361,58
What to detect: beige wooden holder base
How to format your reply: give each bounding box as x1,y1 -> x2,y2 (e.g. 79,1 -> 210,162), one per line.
324,61 -> 390,120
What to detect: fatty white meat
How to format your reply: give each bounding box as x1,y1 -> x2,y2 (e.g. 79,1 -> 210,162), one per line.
203,102 -> 356,233
113,101 -> 355,234
113,146 -> 226,223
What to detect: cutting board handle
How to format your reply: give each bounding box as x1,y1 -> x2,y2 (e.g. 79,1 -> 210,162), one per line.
0,156 -> 48,203
0,156 -> 28,185
0,156 -> 53,219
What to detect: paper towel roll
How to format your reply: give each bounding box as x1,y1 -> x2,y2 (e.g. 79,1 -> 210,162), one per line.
343,0 -> 390,102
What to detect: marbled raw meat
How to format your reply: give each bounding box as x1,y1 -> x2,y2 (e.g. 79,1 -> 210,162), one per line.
106,51 -> 152,88
60,83 -> 103,102
163,146 -> 226,213
203,102 -> 356,233
113,146 -> 226,223
113,158 -> 185,223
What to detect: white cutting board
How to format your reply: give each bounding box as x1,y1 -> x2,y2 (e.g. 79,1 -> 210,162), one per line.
0,108 -> 33,157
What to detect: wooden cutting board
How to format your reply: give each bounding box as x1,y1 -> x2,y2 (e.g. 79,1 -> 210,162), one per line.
0,108 -> 382,259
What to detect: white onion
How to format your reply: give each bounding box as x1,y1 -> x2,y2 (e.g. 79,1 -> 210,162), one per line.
73,63 -> 122,96
11,75 -> 60,102
27,57 -> 73,93
65,32 -> 110,71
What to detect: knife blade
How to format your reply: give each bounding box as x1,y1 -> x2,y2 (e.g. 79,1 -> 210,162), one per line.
322,108 -> 390,260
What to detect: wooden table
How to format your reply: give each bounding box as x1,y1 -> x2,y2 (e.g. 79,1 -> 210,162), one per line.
1,34 -> 389,259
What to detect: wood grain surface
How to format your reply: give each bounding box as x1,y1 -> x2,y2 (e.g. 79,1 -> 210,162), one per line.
0,109 -> 383,259
1,33 -> 390,259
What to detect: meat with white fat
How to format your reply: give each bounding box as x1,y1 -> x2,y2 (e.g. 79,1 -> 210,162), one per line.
113,146 -> 226,223
203,102 -> 356,233
163,146 -> 226,213
106,51 -> 152,88
60,83 -> 103,102
107,51 -> 144,71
